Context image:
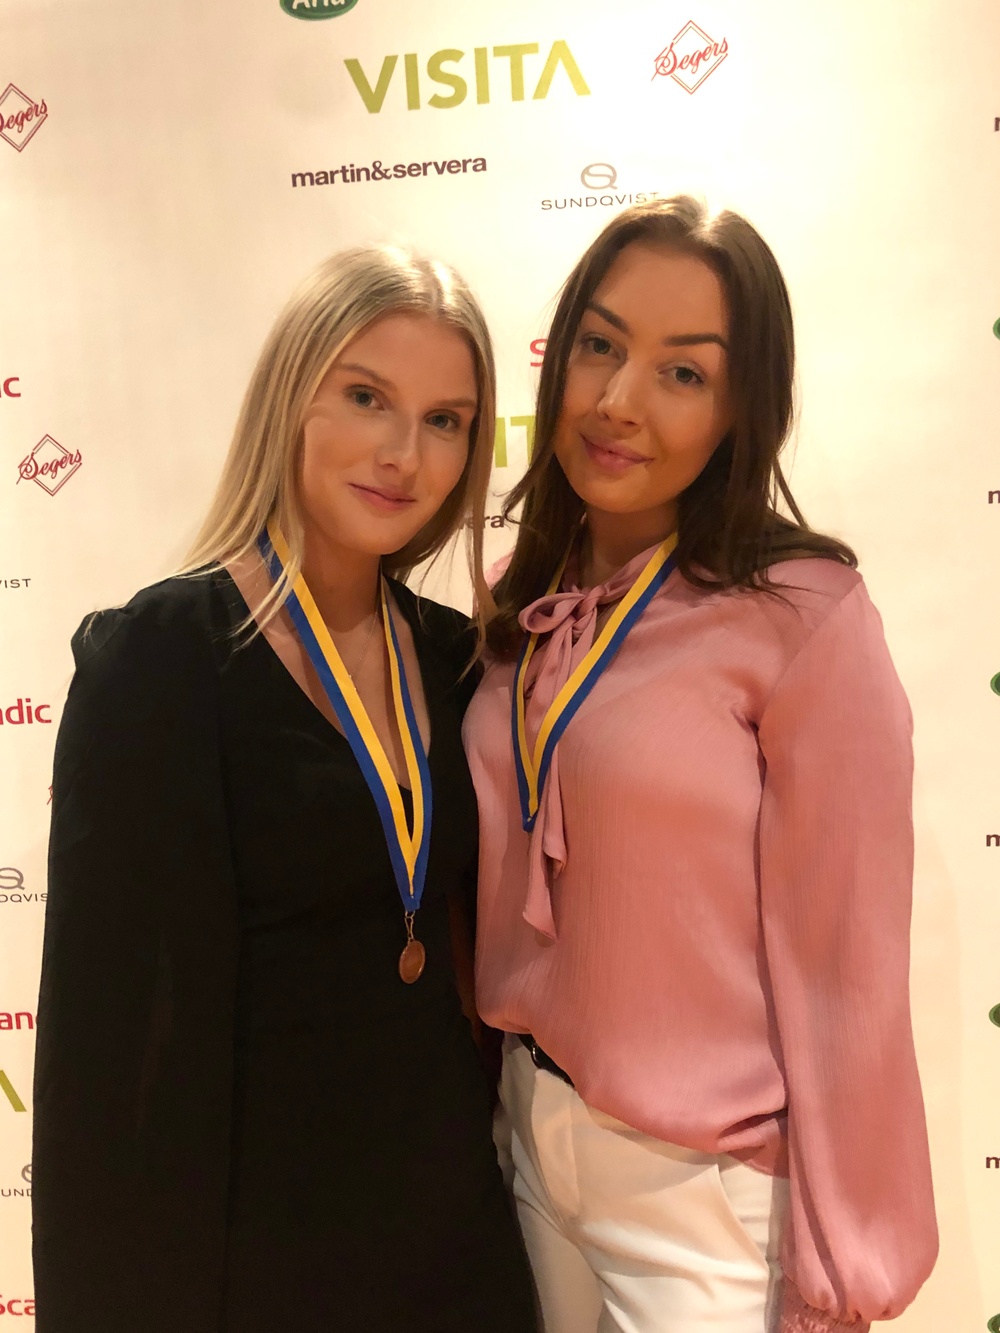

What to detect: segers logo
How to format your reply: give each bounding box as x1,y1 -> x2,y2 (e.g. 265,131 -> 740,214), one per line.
653,21 -> 728,94
346,41 -> 589,113
0,83 -> 47,152
542,163 -> 660,214
281,0 -> 359,16
17,435 -> 82,495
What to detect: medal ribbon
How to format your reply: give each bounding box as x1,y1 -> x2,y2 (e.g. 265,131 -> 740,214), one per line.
512,533 -> 679,832
258,524 -> 431,913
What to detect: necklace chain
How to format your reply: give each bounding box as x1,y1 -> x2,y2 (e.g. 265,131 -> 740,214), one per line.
346,598 -> 381,681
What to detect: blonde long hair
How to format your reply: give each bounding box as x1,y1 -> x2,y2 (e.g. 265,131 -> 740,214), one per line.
183,244 -> 495,634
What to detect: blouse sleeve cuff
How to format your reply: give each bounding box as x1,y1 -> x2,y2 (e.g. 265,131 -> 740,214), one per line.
780,1282 -> 870,1333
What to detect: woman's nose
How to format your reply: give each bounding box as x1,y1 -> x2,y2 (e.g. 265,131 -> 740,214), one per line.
597,365 -> 642,425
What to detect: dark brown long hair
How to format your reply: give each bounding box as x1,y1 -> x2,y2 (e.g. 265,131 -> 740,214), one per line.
487,195 -> 855,658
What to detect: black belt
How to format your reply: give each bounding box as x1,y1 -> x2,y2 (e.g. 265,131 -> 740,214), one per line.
517,1033 -> 574,1088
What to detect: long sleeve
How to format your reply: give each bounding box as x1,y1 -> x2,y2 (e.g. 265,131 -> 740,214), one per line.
757,582 -> 938,1331
32,584 -> 240,1332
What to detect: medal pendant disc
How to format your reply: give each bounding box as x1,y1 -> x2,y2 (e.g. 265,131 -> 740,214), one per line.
398,938 -> 426,984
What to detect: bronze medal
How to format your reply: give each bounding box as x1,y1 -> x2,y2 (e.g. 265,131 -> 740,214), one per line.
398,938 -> 426,984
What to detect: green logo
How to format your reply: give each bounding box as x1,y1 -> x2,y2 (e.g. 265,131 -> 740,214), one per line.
993,317 -> 1000,339
0,1070 -> 27,1113
992,674 -> 1000,696
281,0 -> 359,19
986,1314 -> 1000,1333
990,1004 -> 1000,1027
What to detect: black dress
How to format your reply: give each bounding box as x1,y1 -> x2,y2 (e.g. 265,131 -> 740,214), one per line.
32,570 -> 537,1333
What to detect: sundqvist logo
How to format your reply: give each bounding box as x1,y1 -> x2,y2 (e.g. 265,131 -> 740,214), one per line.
1,1165 -> 31,1201
0,868 -> 47,907
346,41 -> 589,113
281,0 -> 358,17
17,435 -> 82,495
542,163 -> 660,214
0,83 -> 47,152
653,21 -> 728,94
292,151 -> 486,190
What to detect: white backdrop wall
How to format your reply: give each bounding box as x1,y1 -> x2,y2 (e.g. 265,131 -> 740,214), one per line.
2,0 -> 999,1325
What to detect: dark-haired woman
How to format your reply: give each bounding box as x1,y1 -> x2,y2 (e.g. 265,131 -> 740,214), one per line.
464,198 -> 937,1332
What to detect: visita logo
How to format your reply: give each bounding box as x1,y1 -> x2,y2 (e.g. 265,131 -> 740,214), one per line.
281,0 -> 359,18
346,41 -> 589,113
0,1070 -> 26,1113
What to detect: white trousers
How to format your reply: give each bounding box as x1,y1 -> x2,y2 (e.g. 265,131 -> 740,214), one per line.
497,1040 -> 789,1333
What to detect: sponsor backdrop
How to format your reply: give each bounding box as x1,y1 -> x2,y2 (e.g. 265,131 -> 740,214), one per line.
1,0 -> 998,1323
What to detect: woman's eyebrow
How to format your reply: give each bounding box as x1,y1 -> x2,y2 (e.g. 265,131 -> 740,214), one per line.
333,362 -> 476,410
585,302 -> 728,351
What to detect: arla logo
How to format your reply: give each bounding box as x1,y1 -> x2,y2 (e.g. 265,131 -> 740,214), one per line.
653,21 -> 728,93
281,0 -> 359,17
17,435 -> 82,495
346,41 -> 589,113
0,83 -> 47,152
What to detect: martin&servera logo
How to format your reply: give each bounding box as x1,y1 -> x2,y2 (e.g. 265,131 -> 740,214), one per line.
653,21 -> 728,93
0,83 -> 48,151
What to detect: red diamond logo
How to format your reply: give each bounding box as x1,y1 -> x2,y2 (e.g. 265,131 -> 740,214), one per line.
0,84 -> 48,152
653,21 -> 729,94
17,436 -> 83,496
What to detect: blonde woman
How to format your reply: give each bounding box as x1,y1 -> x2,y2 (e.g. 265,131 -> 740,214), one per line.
32,248 -> 538,1333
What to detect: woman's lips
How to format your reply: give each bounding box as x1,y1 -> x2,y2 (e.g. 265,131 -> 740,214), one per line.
582,434 -> 650,474
349,483 -> 417,513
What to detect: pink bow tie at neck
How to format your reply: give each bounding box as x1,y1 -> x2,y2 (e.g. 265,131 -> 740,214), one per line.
515,542 -> 664,939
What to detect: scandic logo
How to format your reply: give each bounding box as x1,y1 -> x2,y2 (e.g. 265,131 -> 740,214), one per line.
0,1296 -> 36,1316
0,84 -> 47,152
281,0 -> 358,16
293,154 -> 486,190
653,21 -> 728,93
346,41 -> 589,113
0,699 -> 51,725
17,435 -> 82,495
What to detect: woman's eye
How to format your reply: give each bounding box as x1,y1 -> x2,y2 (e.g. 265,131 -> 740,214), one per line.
427,412 -> 459,431
671,366 -> 704,386
581,333 -> 614,356
349,387 -> 379,408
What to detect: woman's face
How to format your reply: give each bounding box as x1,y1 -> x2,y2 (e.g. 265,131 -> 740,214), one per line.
298,312 -> 478,559
553,242 -> 732,533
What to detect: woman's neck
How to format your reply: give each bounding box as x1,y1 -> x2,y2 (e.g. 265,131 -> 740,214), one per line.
301,527 -> 382,631
581,503 -> 678,588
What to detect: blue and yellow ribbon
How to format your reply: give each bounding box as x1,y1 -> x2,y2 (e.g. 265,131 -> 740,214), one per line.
258,524 -> 431,912
512,534 -> 678,832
